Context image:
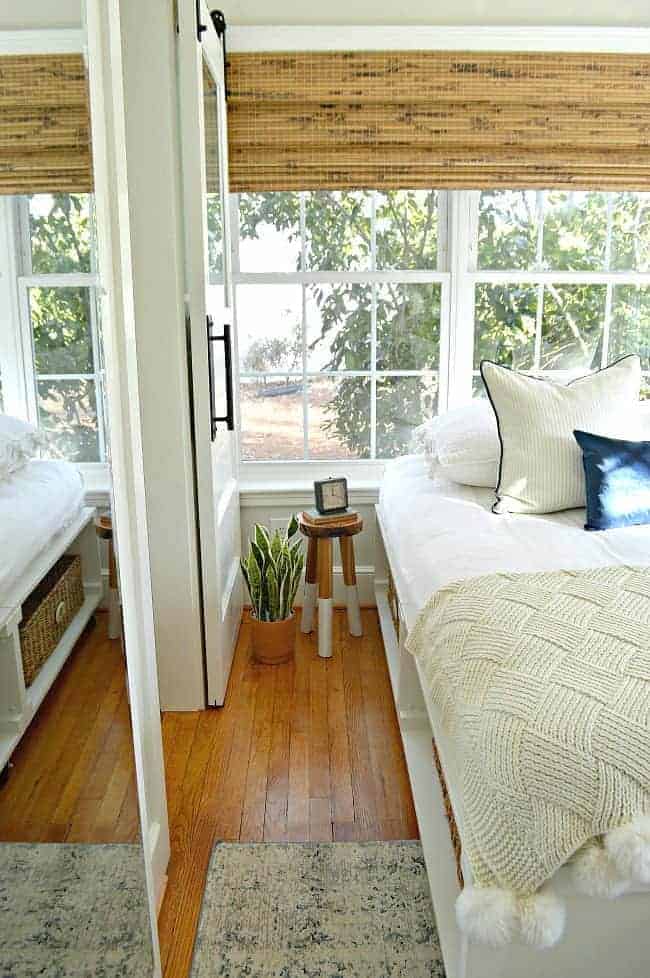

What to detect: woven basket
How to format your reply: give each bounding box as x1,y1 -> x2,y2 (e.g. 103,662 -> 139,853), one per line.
19,554 -> 84,687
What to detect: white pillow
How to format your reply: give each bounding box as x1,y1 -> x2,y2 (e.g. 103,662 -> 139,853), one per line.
418,401 -> 500,487
0,414 -> 45,479
481,355 -> 642,514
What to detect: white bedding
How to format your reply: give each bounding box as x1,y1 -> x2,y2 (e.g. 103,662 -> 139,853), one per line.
0,460 -> 85,604
379,455 -> 650,631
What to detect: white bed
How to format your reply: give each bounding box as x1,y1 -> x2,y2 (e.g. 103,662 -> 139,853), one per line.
375,455 -> 650,978
380,455 -> 650,630
0,460 -> 100,775
0,460 -> 85,604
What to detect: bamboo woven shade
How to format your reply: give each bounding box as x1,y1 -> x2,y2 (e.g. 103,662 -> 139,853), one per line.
0,54 -> 93,195
226,50 -> 650,191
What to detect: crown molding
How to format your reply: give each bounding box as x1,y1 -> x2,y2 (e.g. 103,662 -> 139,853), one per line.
0,29 -> 84,55
229,25 -> 650,54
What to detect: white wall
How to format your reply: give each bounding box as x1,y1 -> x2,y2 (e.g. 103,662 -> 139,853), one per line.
0,0 -> 82,29
223,0 -> 650,26
4,0 -> 650,30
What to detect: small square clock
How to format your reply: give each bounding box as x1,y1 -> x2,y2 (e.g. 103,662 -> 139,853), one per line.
314,477 -> 349,515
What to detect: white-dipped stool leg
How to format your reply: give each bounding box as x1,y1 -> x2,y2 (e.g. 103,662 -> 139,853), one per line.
345,584 -> 362,637
340,535 -> 363,638
318,597 -> 333,658
317,536 -> 333,658
301,582 -> 317,634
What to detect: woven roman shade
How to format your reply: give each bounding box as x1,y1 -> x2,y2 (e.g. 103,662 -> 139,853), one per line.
226,50 -> 650,192
0,54 -> 93,194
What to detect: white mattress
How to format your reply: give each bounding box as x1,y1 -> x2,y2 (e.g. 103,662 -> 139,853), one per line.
0,460 -> 85,604
379,455 -> 650,631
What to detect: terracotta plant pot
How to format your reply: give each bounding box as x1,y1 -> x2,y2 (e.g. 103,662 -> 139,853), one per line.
251,613 -> 296,665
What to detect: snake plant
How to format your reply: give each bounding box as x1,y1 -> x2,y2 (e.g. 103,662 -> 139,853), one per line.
240,515 -> 304,622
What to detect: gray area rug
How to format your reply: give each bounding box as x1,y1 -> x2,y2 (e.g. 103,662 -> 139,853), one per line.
0,843 -> 153,978
191,841 -> 444,977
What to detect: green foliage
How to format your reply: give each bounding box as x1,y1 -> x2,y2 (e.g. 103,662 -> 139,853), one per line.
239,191 -> 440,457
25,194 -> 100,462
240,515 -> 304,622
475,190 -> 650,378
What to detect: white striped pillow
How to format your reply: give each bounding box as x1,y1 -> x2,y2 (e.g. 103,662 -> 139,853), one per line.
481,356 -> 642,515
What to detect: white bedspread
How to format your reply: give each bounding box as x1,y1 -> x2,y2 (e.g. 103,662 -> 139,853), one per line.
0,460 -> 85,604
379,455 -> 650,630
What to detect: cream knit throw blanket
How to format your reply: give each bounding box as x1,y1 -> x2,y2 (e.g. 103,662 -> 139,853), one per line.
406,565 -> 650,949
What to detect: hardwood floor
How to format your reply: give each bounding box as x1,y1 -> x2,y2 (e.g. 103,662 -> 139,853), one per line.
158,608 -> 418,978
0,606 -> 418,978
0,613 -> 138,844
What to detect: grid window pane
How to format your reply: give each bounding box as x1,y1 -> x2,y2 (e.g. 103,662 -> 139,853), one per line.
609,286 -> 650,371
239,377 -> 303,461
542,191 -> 608,272
377,283 -> 440,371
238,192 -> 301,273
541,284 -> 606,371
305,191 -> 372,271
308,376 -> 370,459
306,283 -> 371,372
478,191 -> 541,271
376,375 -> 437,458
611,192 -> 650,272
28,194 -> 92,274
237,285 -> 302,375
376,190 -> 438,270
37,378 -> 99,462
473,284 -> 537,371
29,286 -> 93,374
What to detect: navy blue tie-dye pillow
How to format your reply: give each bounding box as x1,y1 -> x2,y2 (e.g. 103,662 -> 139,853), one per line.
574,429 -> 650,531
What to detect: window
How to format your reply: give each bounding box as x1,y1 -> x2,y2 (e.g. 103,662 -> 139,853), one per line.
0,194 -> 105,463
473,190 -> 650,398
233,191 -> 445,461
235,189 -> 650,463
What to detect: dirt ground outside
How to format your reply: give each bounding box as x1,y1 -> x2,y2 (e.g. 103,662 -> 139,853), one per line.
240,379 -> 360,460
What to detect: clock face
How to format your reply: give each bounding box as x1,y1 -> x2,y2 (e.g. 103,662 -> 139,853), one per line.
321,480 -> 347,510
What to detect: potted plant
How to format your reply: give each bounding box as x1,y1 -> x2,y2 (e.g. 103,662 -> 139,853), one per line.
240,515 -> 304,665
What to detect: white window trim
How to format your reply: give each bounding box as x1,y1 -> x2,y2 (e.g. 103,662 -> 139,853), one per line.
0,196 -> 108,471
234,190 -> 449,479
237,187 -> 650,484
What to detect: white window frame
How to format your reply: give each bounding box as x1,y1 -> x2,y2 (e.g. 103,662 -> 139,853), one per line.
0,195 -> 107,472
468,190 -> 650,394
237,187 -> 650,482
234,190 -> 451,481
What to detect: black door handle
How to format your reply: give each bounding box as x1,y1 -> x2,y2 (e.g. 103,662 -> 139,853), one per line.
206,314 -> 235,439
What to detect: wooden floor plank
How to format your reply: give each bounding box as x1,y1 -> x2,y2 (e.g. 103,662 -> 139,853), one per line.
263,658 -> 293,842
0,606 -> 420,978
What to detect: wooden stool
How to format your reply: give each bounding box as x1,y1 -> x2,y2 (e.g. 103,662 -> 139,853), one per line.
94,514 -> 121,641
298,512 -> 363,659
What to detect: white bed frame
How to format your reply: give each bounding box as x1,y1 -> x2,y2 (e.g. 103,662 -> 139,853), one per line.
0,507 -> 103,776
374,504 -> 650,978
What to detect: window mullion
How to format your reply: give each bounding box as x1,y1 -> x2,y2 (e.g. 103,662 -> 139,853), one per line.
447,189 -> 478,408
370,193 -> 377,458
601,193 -> 614,368
300,193 -> 309,459
0,198 -> 29,417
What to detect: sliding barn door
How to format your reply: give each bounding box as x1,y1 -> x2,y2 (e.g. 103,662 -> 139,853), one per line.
178,3 -> 242,706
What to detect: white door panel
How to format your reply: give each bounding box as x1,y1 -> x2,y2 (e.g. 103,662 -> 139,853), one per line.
178,1 -> 242,706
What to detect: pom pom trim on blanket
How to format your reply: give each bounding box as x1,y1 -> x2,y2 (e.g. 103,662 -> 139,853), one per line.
458,818 -> 650,948
456,885 -> 566,949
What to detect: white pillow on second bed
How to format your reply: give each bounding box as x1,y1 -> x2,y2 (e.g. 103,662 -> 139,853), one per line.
418,401 -> 500,488
0,414 -> 45,480
418,387 -> 650,491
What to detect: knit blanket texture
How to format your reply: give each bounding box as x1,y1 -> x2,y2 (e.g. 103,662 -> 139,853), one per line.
406,565 -> 650,897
